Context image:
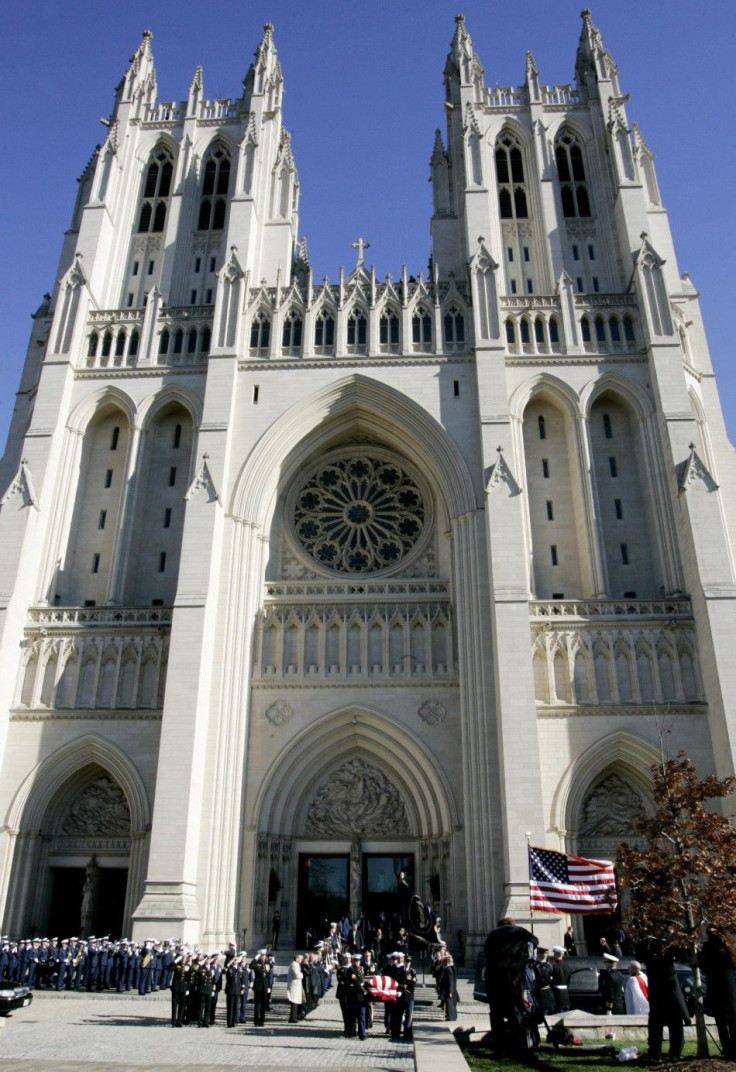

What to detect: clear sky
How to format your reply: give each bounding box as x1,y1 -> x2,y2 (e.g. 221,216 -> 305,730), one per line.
2,0 -> 735,454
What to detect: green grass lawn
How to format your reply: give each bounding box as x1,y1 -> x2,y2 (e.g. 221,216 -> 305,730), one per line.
464,1039 -> 704,1072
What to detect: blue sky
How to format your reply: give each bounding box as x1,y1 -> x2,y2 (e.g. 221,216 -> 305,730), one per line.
2,1 -> 735,452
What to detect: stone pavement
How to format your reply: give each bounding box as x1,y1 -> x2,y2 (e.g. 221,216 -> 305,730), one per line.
0,972 -> 480,1072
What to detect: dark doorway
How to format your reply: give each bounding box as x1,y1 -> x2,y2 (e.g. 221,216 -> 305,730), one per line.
96,868 -> 128,938
48,867 -> 86,937
297,854 -> 349,947
47,866 -> 128,939
362,854 -> 414,933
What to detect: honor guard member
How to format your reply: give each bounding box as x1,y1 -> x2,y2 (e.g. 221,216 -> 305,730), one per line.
250,950 -> 270,1026
551,945 -> 571,1013
345,953 -> 367,1041
599,952 -> 625,1015
535,948 -> 555,1016
335,952 -> 351,1035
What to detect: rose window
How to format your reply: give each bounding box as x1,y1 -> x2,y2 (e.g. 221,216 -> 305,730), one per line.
290,452 -> 428,575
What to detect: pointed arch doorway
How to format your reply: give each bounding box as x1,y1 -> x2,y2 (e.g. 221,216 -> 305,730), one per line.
250,709 -> 457,947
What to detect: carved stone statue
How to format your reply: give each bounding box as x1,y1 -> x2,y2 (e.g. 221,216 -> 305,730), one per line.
80,854 -> 99,936
304,757 -> 410,837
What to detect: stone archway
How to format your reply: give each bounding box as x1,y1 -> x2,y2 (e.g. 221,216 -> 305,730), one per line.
1,735 -> 151,938
246,706 -> 457,947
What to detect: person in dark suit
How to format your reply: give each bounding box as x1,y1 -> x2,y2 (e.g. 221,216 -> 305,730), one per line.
699,925 -> 736,1060
170,954 -> 190,1027
484,916 -> 538,1055
196,956 -> 215,1027
639,935 -> 691,1061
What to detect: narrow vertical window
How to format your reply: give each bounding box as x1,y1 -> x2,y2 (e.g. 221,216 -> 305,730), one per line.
538,415 -> 546,440
110,426 -> 120,451
198,145 -> 231,231
546,500 -> 554,521
620,543 -> 629,565
614,498 -> 623,519
137,146 -> 174,233
173,424 -> 182,449
92,553 -> 100,574
104,469 -> 113,489
98,510 -> 107,530
551,545 -> 559,566
164,507 -> 172,529
158,552 -> 167,572
253,385 -> 260,404
542,458 -> 550,478
169,467 -> 177,487
603,414 -> 613,439
453,380 -> 460,397
194,257 -> 201,273
132,261 -> 140,276
609,457 -> 618,477
495,133 -> 529,219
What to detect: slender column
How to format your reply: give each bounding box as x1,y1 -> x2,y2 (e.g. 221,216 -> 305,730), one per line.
107,424 -> 143,604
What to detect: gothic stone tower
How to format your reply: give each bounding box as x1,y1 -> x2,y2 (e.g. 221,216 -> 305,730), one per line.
0,12 -> 735,955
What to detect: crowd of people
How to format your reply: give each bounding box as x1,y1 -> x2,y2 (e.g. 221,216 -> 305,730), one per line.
0,920 -> 461,1042
483,917 -> 736,1062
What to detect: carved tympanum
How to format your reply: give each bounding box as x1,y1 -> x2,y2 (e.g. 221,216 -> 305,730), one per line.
61,776 -> 131,836
304,758 -> 410,837
578,772 -> 645,838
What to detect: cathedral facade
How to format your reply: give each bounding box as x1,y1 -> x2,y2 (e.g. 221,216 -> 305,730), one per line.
1,11 -> 735,956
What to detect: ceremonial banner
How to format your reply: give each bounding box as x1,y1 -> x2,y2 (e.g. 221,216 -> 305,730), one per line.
529,846 -> 618,914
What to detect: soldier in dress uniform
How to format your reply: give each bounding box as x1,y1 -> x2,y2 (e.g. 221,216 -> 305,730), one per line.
170,951 -> 190,1027
250,950 -> 270,1026
196,955 -> 216,1027
237,952 -> 250,1024
344,952 -> 368,1040
224,953 -> 243,1028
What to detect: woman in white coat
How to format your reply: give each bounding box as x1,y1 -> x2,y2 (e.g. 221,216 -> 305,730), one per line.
287,954 -> 304,1023
624,960 -> 650,1014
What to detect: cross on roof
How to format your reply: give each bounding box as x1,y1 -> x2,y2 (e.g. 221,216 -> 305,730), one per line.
351,237 -> 370,268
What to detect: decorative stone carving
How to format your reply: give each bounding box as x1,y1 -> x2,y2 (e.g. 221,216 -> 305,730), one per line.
61,776 -> 131,836
185,454 -> 220,503
418,699 -> 446,725
678,443 -> 719,494
486,447 -> 521,496
0,459 -> 39,510
304,758 -> 410,837
264,699 -> 293,726
578,773 -> 645,838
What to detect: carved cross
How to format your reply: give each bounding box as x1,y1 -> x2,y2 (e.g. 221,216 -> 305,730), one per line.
351,236 -> 370,268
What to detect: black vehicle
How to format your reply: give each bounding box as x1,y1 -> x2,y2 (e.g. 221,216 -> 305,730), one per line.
473,953 -> 700,1015
0,978 -> 33,1015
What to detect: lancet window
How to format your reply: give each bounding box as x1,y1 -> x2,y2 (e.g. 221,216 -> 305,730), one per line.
282,311 -> 303,353
443,306 -> 465,350
556,131 -> 592,217
379,310 -> 400,348
347,311 -> 367,349
412,308 -> 433,350
495,133 -> 529,219
197,145 -> 231,231
314,312 -> 335,352
250,312 -> 271,353
137,146 -> 174,233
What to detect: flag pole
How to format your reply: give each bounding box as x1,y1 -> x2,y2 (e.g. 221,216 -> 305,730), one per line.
525,831 -> 534,935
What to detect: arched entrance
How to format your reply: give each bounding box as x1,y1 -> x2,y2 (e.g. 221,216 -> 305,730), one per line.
249,707 -> 457,947
1,735 -> 151,938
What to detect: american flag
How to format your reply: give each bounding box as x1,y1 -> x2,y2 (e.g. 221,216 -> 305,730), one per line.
529,846 -> 618,914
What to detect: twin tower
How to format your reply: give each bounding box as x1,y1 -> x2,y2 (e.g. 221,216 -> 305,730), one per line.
0,11 -> 734,954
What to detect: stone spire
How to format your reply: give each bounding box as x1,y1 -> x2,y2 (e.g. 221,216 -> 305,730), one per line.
243,22 -> 283,104
575,8 -> 620,100
119,29 -> 157,105
444,14 -> 477,104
